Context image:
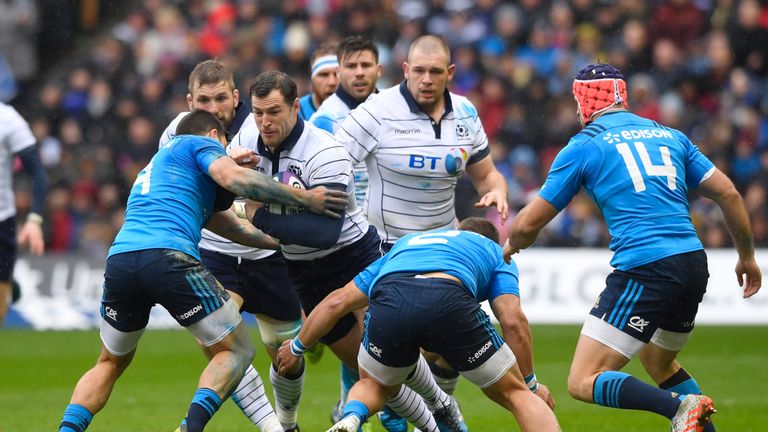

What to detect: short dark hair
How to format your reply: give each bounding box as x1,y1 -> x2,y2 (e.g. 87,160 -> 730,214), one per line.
458,217 -> 500,244
188,60 -> 236,93
249,70 -> 297,105
337,35 -> 378,63
176,109 -> 226,137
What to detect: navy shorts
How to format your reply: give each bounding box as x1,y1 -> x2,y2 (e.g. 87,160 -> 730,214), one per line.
590,250 -> 709,342
287,226 -> 382,344
102,249 -> 231,332
200,249 -> 302,322
0,217 -> 16,281
364,273 -> 505,372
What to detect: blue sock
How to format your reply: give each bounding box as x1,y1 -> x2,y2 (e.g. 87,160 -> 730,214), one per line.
183,388 -> 223,432
340,363 -> 359,403
60,404 -> 93,432
593,371 -> 681,418
342,400 -> 369,423
660,369 -> 715,432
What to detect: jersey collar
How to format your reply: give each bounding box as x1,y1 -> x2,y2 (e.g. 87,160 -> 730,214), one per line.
398,80 -> 453,115
228,101 -> 251,141
336,85 -> 373,110
257,117 -> 305,156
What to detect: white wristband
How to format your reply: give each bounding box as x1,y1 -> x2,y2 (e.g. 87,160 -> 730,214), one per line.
234,201 -> 247,219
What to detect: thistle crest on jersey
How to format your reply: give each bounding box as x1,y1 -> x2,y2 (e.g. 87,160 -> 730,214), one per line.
573,63 -> 628,125
266,171 -> 307,215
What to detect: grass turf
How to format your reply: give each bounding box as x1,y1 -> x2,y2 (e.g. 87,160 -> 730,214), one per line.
1,325 -> 765,431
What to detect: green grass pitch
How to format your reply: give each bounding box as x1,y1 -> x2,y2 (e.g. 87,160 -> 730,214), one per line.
1,325 -> 766,431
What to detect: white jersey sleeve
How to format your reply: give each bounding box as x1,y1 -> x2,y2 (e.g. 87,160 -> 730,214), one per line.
0,103 -> 36,220
158,112 -> 188,149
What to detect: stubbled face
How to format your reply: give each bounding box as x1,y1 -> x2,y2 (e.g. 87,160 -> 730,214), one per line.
339,50 -> 380,101
311,66 -> 339,103
251,89 -> 298,150
404,48 -> 455,112
188,80 -> 239,126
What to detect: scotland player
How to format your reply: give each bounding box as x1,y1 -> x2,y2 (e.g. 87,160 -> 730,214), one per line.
58,110 -> 348,432
0,102 -> 47,326
299,42 -> 340,121
276,218 -> 560,432
506,63 -> 762,432
160,60 -> 307,432
310,35 -> 381,208
335,34 -> 510,411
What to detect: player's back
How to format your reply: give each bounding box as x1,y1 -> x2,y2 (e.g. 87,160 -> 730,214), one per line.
110,135 -> 225,260
362,229 -> 517,302
560,111 -> 713,269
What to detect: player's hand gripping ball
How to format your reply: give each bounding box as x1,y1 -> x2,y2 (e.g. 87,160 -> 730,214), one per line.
266,171 -> 308,215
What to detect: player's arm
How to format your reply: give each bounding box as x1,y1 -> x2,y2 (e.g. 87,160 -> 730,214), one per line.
205,209 -> 279,250
276,280 -> 369,375
491,293 -> 555,409
504,197 -> 559,262
466,156 -> 509,222
250,184 -> 346,249
16,145 -> 48,256
207,156 -> 348,218
698,168 -> 762,298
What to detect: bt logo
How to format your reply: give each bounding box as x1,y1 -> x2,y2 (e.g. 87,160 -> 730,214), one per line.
408,148 -> 468,175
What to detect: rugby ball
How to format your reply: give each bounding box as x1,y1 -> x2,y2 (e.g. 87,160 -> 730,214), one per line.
266,171 -> 307,215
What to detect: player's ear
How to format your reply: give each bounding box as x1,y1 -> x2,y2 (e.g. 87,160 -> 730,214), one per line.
233,89 -> 240,106
186,93 -> 194,110
402,62 -> 409,79
292,97 -> 299,112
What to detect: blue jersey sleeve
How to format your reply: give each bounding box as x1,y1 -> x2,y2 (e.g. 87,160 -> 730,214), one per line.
194,137 -> 227,175
487,256 -> 520,301
311,114 -> 335,133
676,130 -> 715,189
538,140 -> 586,210
354,254 -> 388,297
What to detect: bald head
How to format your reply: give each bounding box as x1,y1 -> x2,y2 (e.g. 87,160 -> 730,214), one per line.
408,35 -> 451,65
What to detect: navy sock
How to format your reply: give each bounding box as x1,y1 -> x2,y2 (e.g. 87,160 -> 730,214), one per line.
660,369 -> 715,431
183,388 -> 223,432
593,371 -> 681,418
60,403 -> 93,432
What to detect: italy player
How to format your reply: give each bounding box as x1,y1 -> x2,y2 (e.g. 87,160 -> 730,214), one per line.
58,110 -> 348,432
310,35 -> 381,208
276,217 -> 560,432
334,34 -> 510,412
0,101 -> 47,326
298,42 -> 340,121
159,60 -> 306,432
506,63 -> 762,432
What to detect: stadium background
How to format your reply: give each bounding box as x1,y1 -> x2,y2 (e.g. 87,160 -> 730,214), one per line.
2,0 -> 767,430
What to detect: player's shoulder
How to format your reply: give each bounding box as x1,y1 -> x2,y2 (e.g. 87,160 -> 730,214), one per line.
230,116 -> 259,150
0,102 -> 28,127
358,84 -> 402,114
449,92 -> 479,117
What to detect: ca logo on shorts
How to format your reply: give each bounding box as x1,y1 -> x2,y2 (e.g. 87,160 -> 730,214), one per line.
628,316 -> 650,332
368,343 -> 382,358
105,306 -> 118,321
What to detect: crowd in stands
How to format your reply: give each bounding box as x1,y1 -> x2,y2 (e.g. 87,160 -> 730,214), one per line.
6,0 -> 768,257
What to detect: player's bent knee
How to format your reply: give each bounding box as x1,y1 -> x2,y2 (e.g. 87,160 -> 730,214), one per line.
462,344 -> 516,389
255,316 -> 301,351
188,298 -> 243,347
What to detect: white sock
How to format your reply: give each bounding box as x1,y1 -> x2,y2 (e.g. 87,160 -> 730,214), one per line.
404,356 -> 452,412
270,362 -> 304,429
386,385 -> 438,432
231,365 -> 283,432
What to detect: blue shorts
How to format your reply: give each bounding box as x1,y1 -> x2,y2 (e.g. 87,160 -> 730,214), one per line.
363,273 -> 505,372
0,217 -> 16,281
200,249 -> 301,322
102,249 -> 231,332
589,250 -> 709,342
287,226 -> 382,344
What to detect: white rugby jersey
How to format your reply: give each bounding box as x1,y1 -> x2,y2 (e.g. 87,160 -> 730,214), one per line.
309,87 -> 370,208
336,82 -> 491,244
230,118 -> 368,261
0,103 -> 36,221
158,109 -> 274,260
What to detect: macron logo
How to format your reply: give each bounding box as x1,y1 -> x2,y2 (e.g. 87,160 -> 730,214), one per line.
177,305 -> 203,321
395,128 -> 420,135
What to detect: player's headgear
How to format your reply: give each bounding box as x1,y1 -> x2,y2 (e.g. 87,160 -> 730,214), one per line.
572,63 -> 627,125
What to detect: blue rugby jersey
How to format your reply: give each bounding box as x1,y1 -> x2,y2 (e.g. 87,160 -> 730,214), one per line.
354,229 -> 519,303
539,111 -> 715,270
109,135 -> 226,260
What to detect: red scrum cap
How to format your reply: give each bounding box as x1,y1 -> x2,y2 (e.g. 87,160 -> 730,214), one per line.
572,63 -> 628,125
